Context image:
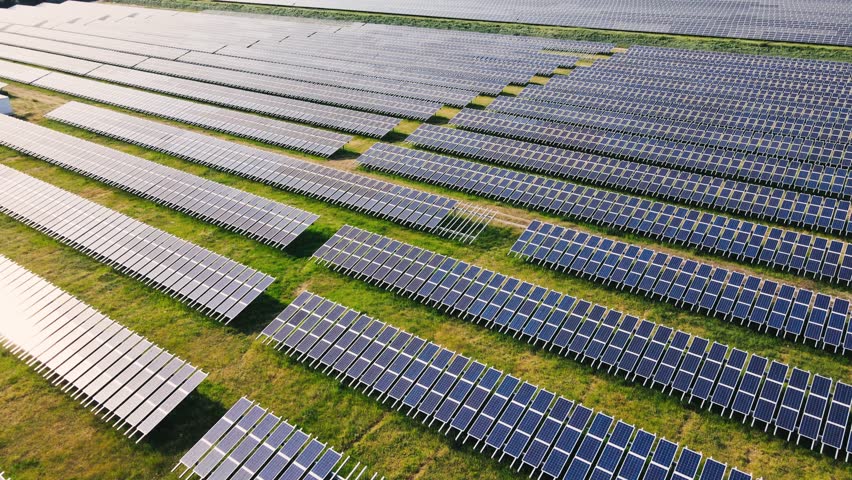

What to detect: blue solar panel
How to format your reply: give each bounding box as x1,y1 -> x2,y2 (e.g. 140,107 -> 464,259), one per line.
503,389 -> 556,461
775,368 -> 810,436
645,439 -> 678,480
618,320 -> 655,376
521,396 -> 574,470
541,405 -> 593,478
822,382 -> 852,457
616,430 -> 655,480
467,375 -> 520,443
731,355 -> 768,417
485,382 -> 537,451
417,354 -> 469,418
798,374 -> 832,446
432,361 -> 487,426
563,413 -> 614,480
599,315 -> 639,372
448,367 -> 502,434
698,458 -> 727,480
752,361 -> 788,427
589,421 -> 634,480
728,468 -> 753,480
634,326 -> 673,384
672,448 -> 702,480
823,299 -> 848,350
653,330 -> 689,389
691,343 -> 728,405
671,337 -> 709,398
710,348 -> 747,411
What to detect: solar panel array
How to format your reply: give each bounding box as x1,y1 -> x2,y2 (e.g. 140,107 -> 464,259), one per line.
0,255 -> 208,442
260,290 -> 754,479
220,0 -> 852,46
0,112 -> 318,250
84,63 -> 409,133
0,61 -> 351,157
512,220 -> 852,354
0,164 -> 275,323
357,143 -> 852,284
409,123 -> 852,223
311,225 -> 852,458
174,397 -> 382,480
0,2 -> 611,128
47,102 -> 494,243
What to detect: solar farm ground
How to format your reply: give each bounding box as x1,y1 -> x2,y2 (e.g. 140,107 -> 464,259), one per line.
0,2 -> 851,480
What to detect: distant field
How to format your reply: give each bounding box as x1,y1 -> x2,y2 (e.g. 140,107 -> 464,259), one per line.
0,2 -> 851,480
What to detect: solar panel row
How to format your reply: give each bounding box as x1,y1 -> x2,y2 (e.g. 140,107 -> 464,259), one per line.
552,68 -> 849,111
0,30 -> 147,68
512,220 -> 852,354
452,108 -> 850,175
409,124 -> 852,228
486,96 -> 850,168
5,24 -> 189,60
0,60 -> 352,157
122,59 -> 441,121
259,290 -> 753,479
564,62 -> 848,99
311,225 -> 852,459
169,51 -> 480,107
213,0 -> 852,47
0,164 -> 274,323
206,45 -> 508,96
538,51 -> 850,111
626,46 -> 852,71
540,58 -> 849,102
3,19 -> 499,101
0,255 -> 208,441
0,43 -> 103,76
0,114 -> 318,250
0,29 -> 443,122
357,143 -> 851,283
174,397 -> 381,480
512,83 -> 847,148
46,102 -> 494,244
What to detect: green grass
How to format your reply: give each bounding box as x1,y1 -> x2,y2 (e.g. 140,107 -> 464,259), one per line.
105,0 -> 852,63
1,77 -> 851,480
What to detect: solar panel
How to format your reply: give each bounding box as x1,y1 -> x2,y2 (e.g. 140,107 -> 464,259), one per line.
521,397 -> 574,470
589,420 -> 634,480
710,348 -> 748,413
541,405 -> 593,478
672,448 -> 702,480
503,389 -> 555,464
822,382 -> 852,458
258,288 -> 754,477
775,368 -> 811,438
47,102 -> 493,243
799,374 -> 833,447
645,439 -> 679,480
175,397 -> 379,479
563,413 -> 614,480
467,375 -> 521,445
616,430 -> 655,480
366,144 -> 843,288
511,220 -> 852,355
0,165 -> 274,323
698,458 -> 727,480
0,258 -> 208,443
310,226 -> 833,462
